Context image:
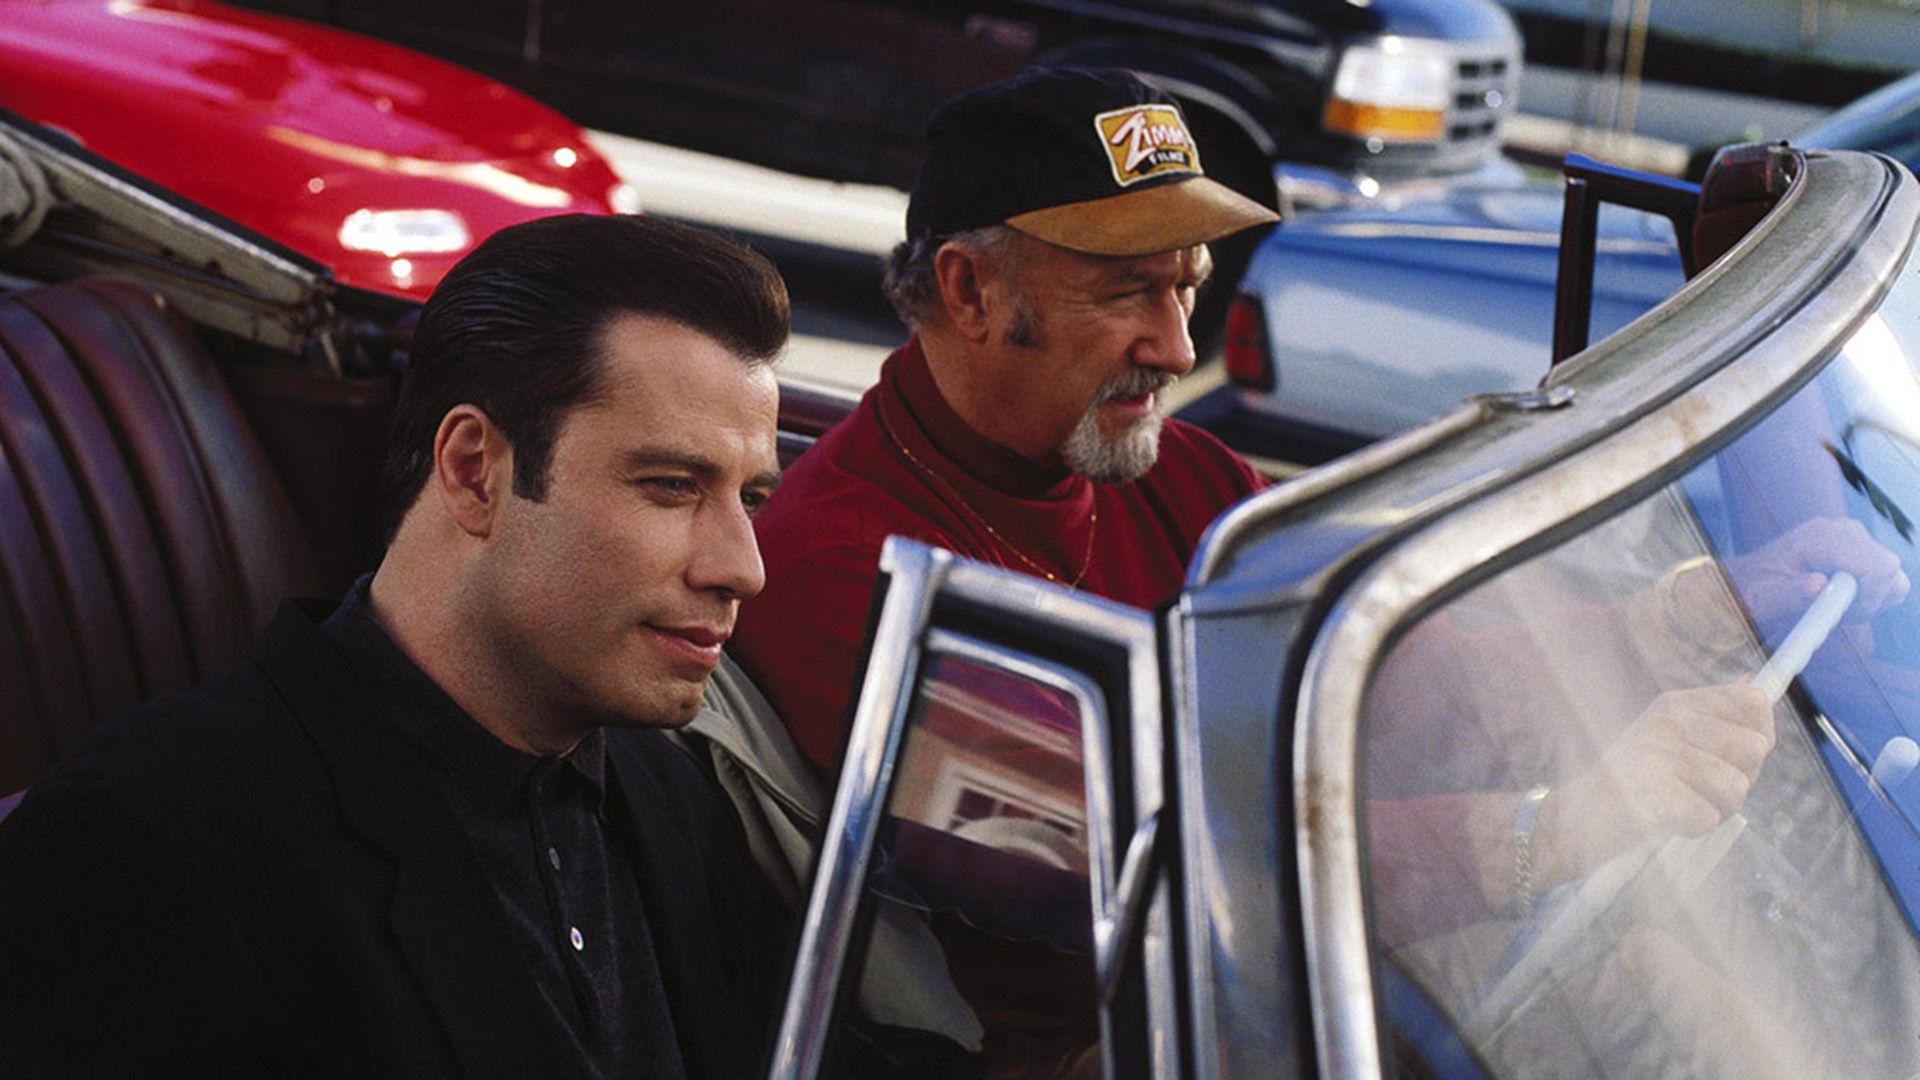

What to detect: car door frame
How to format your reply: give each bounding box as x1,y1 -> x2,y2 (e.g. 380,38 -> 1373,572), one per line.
768,537 -> 1183,1079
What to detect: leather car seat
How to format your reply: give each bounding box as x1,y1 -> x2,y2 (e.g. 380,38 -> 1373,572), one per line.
0,277 -> 316,794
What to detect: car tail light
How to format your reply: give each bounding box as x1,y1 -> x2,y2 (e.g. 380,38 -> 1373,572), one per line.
1222,295 -> 1273,393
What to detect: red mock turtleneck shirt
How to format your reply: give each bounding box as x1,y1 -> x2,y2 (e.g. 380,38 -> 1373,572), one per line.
731,338 -> 1265,771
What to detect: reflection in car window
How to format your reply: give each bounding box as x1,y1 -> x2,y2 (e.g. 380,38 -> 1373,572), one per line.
1360,254 -> 1920,1077
831,651 -> 1101,1079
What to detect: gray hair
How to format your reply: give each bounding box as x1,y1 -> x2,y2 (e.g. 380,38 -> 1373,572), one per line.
881,224 -> 1024,329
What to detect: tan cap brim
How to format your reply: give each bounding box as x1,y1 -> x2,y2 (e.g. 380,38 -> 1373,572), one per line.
1003,176 -> 1280,257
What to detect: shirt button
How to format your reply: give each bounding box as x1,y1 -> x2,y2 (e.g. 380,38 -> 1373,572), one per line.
569,926 -> 585,952
547,847 -> 561,871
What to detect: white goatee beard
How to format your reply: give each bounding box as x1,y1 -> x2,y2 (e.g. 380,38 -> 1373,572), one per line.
1062,369 -> 1173,484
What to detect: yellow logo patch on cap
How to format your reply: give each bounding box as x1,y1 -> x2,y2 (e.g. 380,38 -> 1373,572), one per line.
1094,105 -> 1201,187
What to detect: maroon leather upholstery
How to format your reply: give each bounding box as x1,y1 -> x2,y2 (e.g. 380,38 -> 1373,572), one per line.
0,278 -> 316,792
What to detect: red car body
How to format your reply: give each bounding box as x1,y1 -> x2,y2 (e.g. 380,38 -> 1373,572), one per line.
0,0 -> 631,299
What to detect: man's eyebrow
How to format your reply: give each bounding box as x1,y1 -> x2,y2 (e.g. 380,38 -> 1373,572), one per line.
1107,266 -> 1163,289
619,448 -> 719,478
1108,257 -> 1208,289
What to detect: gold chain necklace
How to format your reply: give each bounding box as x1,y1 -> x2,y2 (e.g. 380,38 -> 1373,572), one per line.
878,399 -> 1098,589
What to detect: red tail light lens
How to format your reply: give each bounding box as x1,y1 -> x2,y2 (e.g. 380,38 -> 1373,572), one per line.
1222,295 -> 1273,393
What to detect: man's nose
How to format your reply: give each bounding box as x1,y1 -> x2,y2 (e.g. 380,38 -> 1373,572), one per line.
1133,290 -> 1198,376
689,499 -> 767,600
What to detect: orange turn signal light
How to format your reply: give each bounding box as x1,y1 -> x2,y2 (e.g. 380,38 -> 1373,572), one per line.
1322,100 -> 1446,142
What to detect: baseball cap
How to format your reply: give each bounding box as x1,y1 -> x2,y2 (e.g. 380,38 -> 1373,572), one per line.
905,67 -> 1280,257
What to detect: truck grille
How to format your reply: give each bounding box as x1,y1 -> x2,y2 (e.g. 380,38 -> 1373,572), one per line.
1448,51 -> 1518,146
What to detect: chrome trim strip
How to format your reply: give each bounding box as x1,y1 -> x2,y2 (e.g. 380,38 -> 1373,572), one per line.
1292,152 -> 1916,1080
769,540 -> 950,1078
1190,402 -> 1492,585
1165,600 -> 1222,1080
939,555 -> 1158,649
1129,646 -> 1180,1080
1099,810 -> 1163,1005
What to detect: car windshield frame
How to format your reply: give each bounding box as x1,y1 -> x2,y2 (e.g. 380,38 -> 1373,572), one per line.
1172,147 -> 1919,1080
1290,148 -> 1920,1078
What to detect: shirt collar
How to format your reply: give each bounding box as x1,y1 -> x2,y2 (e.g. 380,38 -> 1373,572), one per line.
320,575 -> 546,813
558,728 -> 609,812
892,336 -> 1082,501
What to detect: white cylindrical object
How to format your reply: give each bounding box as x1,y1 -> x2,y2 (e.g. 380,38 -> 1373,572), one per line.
1751,571 -> 1857,704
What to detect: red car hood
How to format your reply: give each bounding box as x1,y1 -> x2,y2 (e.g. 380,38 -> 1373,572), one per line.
0,0 -> 624,298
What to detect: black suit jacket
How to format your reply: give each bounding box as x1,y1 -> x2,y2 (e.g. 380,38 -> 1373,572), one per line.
0,602 -> 789,1079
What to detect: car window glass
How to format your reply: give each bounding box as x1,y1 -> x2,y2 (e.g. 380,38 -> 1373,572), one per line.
1591,201 -> 1680,341
1360,252 -> 1920,1078
824,649 -> 1103,1079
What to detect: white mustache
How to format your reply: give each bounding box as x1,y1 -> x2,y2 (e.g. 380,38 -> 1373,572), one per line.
1097,369 -> 1176,404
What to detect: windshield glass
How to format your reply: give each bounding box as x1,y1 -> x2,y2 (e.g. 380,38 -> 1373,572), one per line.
1359,247 -> 1920,1077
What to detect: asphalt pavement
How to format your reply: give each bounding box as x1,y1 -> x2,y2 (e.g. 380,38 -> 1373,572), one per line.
585,131 -> 904,400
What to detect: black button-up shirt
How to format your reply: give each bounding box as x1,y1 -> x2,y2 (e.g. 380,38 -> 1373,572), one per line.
323,579 -> 686,1080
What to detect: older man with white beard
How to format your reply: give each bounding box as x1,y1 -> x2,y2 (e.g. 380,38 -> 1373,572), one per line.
731,66 -> 1279,771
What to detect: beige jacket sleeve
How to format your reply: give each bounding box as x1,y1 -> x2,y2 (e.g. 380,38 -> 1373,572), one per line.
673,654 -> 985,1052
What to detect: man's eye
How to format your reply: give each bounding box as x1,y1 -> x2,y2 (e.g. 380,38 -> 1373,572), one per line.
741,489 -> 772,516
639,476 -> 699,500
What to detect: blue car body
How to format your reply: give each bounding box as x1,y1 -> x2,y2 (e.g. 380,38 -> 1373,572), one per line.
1203,169 -> 1685,461
1206,71 -> 1920,466
1796,70 -> 1920,171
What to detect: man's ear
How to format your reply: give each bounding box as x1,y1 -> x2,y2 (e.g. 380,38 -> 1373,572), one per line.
932,241 -> 994,344
431,404 -> 512,537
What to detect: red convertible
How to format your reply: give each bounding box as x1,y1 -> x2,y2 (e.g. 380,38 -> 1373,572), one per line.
0,0 -> 634,300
